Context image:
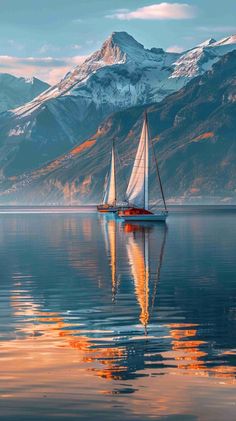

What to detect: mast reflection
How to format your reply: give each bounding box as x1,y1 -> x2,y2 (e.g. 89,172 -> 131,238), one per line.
101,216 -> 118,303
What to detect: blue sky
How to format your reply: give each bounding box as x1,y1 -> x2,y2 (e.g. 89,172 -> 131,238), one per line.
0,0 -> 235,83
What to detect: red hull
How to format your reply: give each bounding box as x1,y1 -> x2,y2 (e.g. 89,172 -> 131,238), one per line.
118,207 -> 153,217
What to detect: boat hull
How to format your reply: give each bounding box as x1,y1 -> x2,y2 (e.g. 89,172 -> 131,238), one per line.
97,204 -> 131,213
119,213 -> 167,222
118,207 -> 168,222
97,205 -> 118,213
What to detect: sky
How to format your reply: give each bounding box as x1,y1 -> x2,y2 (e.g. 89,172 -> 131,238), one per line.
0,0 -> 235,84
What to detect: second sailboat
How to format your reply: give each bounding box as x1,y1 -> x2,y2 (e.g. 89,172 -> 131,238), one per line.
97,139 -> 119,213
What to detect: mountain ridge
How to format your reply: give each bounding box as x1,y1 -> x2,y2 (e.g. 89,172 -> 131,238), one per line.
0,31 -> 235,179
0,73 -> 50,113
1,50 -> 235,204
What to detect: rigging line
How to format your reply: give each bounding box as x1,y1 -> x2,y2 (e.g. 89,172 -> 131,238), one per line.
147,117 -> 167,212
150,225 -> 168,317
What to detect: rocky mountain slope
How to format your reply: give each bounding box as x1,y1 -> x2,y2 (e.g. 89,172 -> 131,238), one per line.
1,50 -> 235,204
0,32 -> 235,177
0,73 -> 50,113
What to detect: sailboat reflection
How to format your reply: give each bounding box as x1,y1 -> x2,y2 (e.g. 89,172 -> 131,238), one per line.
4,216 -> 235,395
101,216 -> 118,302
125,223 -> 167,334
101,215 -> 167,331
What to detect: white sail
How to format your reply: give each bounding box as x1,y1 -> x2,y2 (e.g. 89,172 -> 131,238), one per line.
126,115 -> 149,209
103,144 -> 116,205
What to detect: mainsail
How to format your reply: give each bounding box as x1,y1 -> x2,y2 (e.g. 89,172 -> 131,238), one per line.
103,142 -> 116,205
126,114 -> 149,210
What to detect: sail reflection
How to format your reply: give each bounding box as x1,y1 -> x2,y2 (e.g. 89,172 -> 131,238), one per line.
101,216 -> 118,302
126,224 -> 167,333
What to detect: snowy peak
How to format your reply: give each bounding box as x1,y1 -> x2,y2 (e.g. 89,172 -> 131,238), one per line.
88,31 -> 145,65
171,33 -> 236,79
53,32 -> 145,94
103,31 -> 144,53
197,38 -> 216,48
213,34 -> 236,46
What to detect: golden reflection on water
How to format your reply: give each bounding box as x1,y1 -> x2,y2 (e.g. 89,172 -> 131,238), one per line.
0,214 -> 235,420
127,229 -> 150,329
8,293 -> 126,381
125,222 -> 167,332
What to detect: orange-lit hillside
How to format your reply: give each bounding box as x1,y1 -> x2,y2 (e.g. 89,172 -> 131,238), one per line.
70,139 -> 96,156
193,132 -> 214,142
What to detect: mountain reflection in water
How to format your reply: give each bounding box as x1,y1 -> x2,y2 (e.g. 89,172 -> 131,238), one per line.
0,211 -> 235,421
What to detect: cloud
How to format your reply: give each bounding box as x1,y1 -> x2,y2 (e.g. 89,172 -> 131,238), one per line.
71,44 -> 81,50
72,18 -> 83,24
197,26 -> 236,33
107,2 -> 197,20
8,39 -> 25,51
166,44 -> 185,53
39,43 -> 82,54
0,55 -> 87,85
38,44 -> 61,54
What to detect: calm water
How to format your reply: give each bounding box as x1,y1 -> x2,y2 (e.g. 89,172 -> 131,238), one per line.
0,210 -> 235,420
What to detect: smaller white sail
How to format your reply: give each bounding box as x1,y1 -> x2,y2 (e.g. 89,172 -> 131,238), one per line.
126,115 -> 149,209
103,144 -> 116,205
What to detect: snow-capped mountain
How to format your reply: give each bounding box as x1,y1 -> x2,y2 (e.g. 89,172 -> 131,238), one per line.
0,73 -> 50,113
2,50 -> 235,205
13,32 -> 181,119
0,31 -> 236,177
15,31 -> 235,117
171,35 -> 236,79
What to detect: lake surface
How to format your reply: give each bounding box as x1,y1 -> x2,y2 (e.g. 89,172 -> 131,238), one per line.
0,210 -> 235,420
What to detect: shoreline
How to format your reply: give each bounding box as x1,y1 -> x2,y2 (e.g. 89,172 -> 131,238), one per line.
0,204 -> 236,214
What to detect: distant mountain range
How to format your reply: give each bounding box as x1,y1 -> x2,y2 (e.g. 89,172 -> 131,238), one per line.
1,50 -> 235,204
0,74 -> 50,113
0,31 -> 236,179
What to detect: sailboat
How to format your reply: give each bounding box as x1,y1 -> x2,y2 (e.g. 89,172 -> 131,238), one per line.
118,112 -> 168,222
97,139 -> 118,213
